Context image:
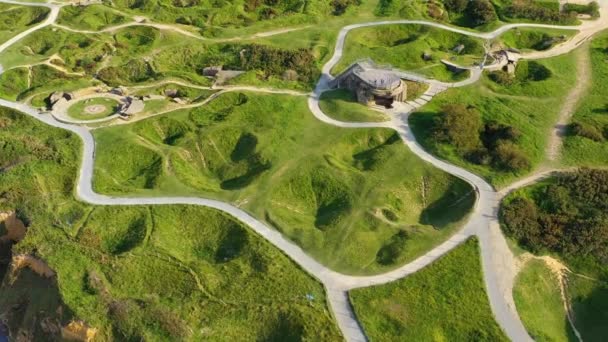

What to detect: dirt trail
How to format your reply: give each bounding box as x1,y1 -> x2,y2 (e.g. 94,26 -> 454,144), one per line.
546,44 -> 592,162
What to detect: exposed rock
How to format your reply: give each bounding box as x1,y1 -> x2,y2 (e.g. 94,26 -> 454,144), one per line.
11,255 -> 55,278
0,211 -> 26,243
62,321 -> 97,342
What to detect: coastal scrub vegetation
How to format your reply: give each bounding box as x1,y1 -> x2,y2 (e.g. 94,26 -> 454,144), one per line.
501,169 -> 608,340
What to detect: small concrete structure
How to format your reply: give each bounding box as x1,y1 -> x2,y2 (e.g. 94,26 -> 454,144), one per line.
49,91 -> 74,106
120,96 -> 145,116
330,61 -> 407,108
164,89 -> 178,98
493,50 -> 519,75
453,44 -> 465,54
203,65 -> 223,77
110,86 -> 128,96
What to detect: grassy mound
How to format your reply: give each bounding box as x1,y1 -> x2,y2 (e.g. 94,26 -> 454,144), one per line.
93,92 -> 474,274
332,24 -> 484,82
350,238 -> 508,341
0,106 -> 342,341
410,51 -> 577,187
563,32 -> 608,167
498,27 -> 577,51
319,89 -> 390,122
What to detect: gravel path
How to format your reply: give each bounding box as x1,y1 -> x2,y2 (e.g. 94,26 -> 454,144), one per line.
1,1 -> 608,341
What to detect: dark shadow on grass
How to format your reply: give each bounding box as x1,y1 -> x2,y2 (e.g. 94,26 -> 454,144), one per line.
215,223 -> 249,263
231,132 -> 258,162
420,182 -> 476,228
261,312 -> 305,342
220,157 -> 271,190
111,216 -> 147,255
353,133 -> 401,171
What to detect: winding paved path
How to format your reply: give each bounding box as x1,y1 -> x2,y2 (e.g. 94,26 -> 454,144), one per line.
2,1 -> 608,341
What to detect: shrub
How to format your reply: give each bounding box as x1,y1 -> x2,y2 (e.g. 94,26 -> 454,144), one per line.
569,122 -> 605,142
466,0 -> 497,26
376,230 -> 409,265
503,0 -> 577,24
481,120 -> 522,149
501,197 -> 542,250
491,142 -> 530,171
489,70 -> 515,85
434,104 -> 482,152
443,0 -> 468,13
563,1 -> 600,18
501,169 -> 608,261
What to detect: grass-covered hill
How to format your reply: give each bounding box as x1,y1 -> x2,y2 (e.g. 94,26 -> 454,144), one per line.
409,51 -> 578,187
0,107 -> 342,341
501,169 -> 608,341
0,24 -> 326,92
350,238 -> 508,341
331,24 -> 484,81
0,3 -> 49,45
92,92 -> 475,275
563,31 -> 608,167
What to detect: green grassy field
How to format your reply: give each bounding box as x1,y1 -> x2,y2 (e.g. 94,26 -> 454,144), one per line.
409,50 -> 578,187
563,32 -> 608,167
513,259 -> 577,342
92,92 -> 475,275
67,98 -> 120,120
319,89 -> 390,122
350,238 -> 508,341
0,106 -> 342,341
331,24 -> 485,82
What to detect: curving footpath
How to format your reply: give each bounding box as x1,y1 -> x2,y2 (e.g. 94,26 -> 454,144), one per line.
2,0 -> 608,341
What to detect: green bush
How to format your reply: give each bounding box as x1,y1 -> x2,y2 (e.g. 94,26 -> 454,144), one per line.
434,104 -> 482,152
501,169 -> 608,260
491,142 -> 530,171
466,0 -> 497,26
570,122 -> 605,142
489,70 -> 515,85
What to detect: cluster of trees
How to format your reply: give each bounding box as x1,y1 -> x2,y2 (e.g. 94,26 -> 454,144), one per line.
563,1 -> 600,18
501,169 -> 608,262
434,104 -> 529,171
443,0 -> 497,26
503,0 -> 579,24
237,44 -> 319,83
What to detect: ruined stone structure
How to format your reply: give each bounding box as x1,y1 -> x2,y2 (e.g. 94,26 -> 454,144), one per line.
330,62 -> 407,108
